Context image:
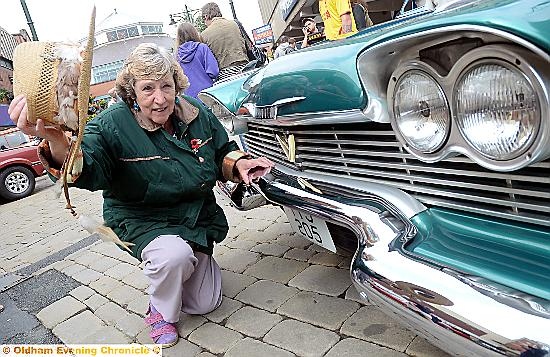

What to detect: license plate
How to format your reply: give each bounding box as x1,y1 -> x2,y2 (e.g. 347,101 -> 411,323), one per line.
284,207 -> 336,252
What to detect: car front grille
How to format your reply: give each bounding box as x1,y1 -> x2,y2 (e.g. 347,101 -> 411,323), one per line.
242,122 -> 550,227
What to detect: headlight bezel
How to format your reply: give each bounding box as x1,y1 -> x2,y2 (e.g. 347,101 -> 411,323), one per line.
387,44 -> 549,171
453,58 -> 541,161
390,68 -> 451,155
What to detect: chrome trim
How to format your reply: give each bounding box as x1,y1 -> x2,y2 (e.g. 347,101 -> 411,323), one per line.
243,96 -> 306,120
386,45 -> 549,172
357,25 -> 550,124
242,109 -> 369,126
218,163 -> 550,356
198,92 -> 249,136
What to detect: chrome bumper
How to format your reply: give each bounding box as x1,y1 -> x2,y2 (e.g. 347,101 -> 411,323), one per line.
217,166 -> 550,357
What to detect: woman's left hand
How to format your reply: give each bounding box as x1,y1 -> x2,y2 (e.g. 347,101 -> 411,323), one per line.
235,157 -> 275,185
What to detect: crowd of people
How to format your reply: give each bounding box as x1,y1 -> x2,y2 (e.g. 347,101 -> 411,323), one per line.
272,0 -> 373,59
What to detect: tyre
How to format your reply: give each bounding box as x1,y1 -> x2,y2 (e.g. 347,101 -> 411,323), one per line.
0,166 -> 36,201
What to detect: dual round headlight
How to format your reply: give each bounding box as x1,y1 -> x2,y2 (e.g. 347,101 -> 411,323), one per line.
455,63 -> 539,160
393,71 -> 450,153
392,61 -> 540,161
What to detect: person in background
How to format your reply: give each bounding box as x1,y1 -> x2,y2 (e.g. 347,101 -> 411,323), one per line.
200,2 -> 248,81
289,38 -> 297,51
301,17 -> 326,48
319,0 -> 358,40
9,43 -> 274,349
273,36 -> 296,59
351,0 -> 373,30
175,22 -> 219,99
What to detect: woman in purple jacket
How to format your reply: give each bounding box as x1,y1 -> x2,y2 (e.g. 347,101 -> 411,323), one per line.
176,23 -> 219,98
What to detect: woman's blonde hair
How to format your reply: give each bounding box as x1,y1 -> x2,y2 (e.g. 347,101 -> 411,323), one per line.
115,43 -> 189,107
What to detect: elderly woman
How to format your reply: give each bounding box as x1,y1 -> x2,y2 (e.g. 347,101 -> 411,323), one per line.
9,43 -> 273,348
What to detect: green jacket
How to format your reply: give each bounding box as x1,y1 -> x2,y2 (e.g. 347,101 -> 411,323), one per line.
74,96 -> 238,259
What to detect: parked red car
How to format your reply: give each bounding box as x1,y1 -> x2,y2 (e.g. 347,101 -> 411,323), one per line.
0,127 -> 45,201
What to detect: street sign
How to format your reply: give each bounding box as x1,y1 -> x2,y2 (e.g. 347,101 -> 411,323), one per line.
252,24 -> 274,47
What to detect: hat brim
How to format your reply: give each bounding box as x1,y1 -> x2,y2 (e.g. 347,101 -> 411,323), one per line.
12,7 -> 95,130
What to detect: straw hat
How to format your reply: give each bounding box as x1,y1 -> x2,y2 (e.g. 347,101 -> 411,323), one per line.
12,7 -> 96,128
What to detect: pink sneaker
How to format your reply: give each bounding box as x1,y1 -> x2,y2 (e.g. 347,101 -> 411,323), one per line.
144,304 -> 179,348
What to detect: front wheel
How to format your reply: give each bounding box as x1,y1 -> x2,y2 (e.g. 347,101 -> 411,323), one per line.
0,166 -> 36,201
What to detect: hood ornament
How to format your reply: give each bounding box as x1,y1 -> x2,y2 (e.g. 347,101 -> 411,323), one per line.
276,133 -> 296,163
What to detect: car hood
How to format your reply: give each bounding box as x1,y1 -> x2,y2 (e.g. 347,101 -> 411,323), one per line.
201,0 -> 550,116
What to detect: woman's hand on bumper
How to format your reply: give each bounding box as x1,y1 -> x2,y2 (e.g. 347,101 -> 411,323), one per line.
235,157 -> 275,185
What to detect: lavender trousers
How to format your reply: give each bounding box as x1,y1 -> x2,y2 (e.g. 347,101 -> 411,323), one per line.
141,235 -> 222,323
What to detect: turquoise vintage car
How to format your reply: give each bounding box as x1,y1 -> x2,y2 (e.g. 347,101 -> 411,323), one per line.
199,0 -> 549,355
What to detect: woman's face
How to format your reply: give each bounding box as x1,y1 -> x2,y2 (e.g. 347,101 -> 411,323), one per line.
134,75 -> 176,125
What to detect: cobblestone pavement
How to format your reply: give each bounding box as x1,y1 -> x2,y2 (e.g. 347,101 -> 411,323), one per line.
0,179 -> 451,357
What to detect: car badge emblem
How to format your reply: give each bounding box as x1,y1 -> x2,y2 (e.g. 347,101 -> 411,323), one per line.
275,133 -> 296,163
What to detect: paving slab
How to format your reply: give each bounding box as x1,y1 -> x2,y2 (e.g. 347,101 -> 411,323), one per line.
345,285 -> 370,305
264,319 -> 340,357
275,233 -> 311,249
235,280 -> 299,312
107,284 -> 143,306
196,353 -> 216,357
163,338 -> 202,357
262,221 -> 294,238
89,275 -> 125,295
204,296 -> 242,323
224,239 -> 257,250
71,268 -> 103,285
74,251 -> 105,267
69,285 -> 95,301
215,249 -> 260,273
225,337 -> 294,357
83,293 -> 109,311
405,336 -> 452,357
176,313 -> 208,338
52,310 -> 105,343
340,305 -> 416,352
251,243 -> 290,257
104,262 -> 139,280
308,252 -> 345,267
238,229 -> 279,243
82,325 -> 132,344
188,322 -> 243,354
277,291 -> 359,330
325,338 -> 407,357
36,295 -> 87,329
94,302 -> 128,326
87,255 -> 121,272
244,256 -> 308,283
122,270 -> 150,290
283,248 -> 316,262
115,312 -> 147,338
126,293 -> 149,316
220,270 -> 257,298
288,265 -> 351,297
239,217 -> 276,231
225,306 -> 282,338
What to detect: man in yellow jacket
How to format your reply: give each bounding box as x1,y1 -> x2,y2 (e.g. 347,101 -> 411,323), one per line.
320,0 -> 358,40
